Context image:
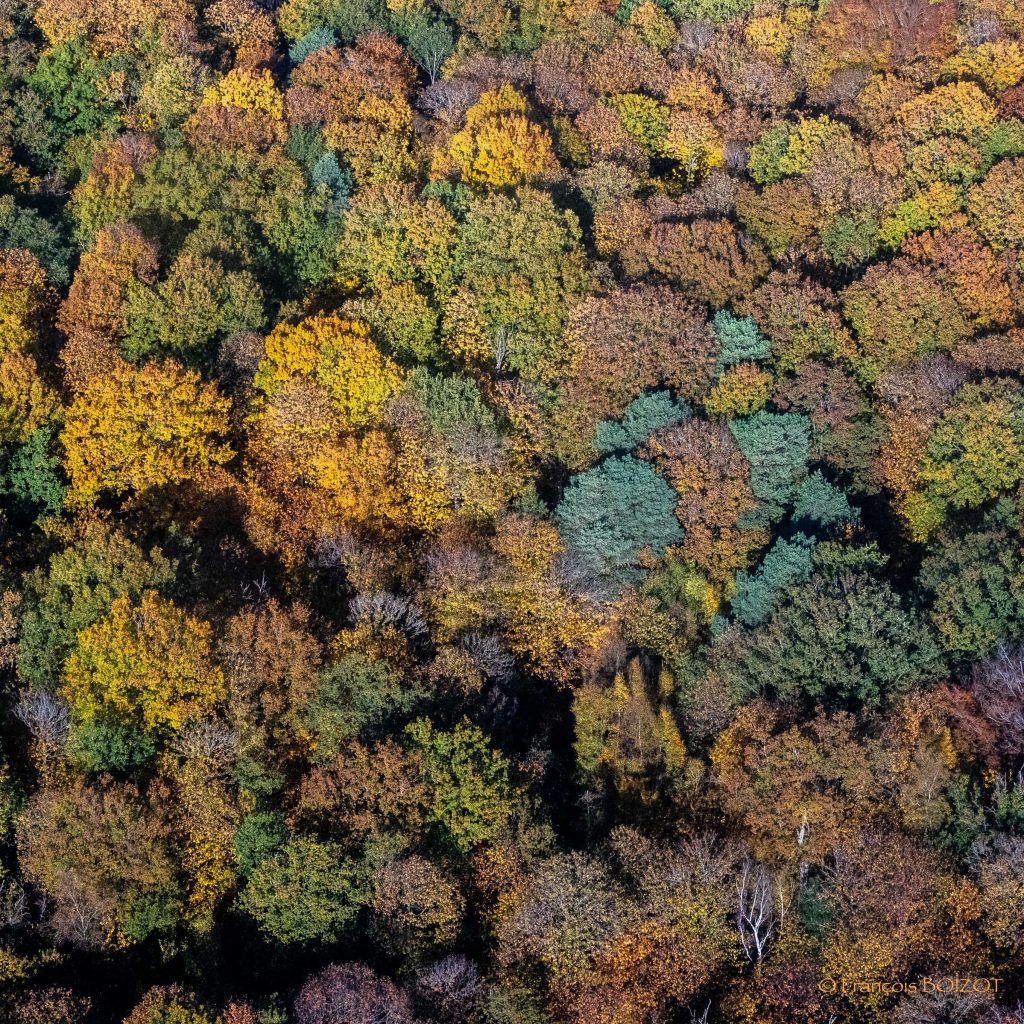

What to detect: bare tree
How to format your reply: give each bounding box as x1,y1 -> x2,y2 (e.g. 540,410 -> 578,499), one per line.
240,572 -> 270,605
973,645 -> 1024,759
736,859 -> 783,962
414,955 -> 483,1018
0,876 -> 28,931
459,632 -> 514,681
675,20 -> 715,63
350,592 -> 428,641
15,690 -> 70,751
171,720 -> 239,768
490,324 -> 517,373
48,872 -> 109,950
689,1003 -> 712,1024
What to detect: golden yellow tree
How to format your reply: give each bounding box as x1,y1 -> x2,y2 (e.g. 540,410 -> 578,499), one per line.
254,315 -> 403,429
446,85 -> 556,187
0,249 -> 58,443
61,360 -> 233,505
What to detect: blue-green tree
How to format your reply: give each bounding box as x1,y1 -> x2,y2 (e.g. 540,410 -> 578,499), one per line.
594,391 -> 690,454
730,412 -> 810,524
556,455 -> 682,589
713,310 -> 771,368
731,534 -> 815,627
792,471 -> 857,529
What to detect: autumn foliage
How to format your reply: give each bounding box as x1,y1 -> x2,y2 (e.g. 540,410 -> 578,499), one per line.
3,0 -> 1024,1022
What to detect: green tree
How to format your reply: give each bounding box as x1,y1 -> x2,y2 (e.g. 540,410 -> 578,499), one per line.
404,718 -> 513,855
920,529 -> 1024,657
120,254 -> 265,365
302,653 -> 421,759
720,572 -> 944,710
238,836 -> 365,944
18,524 -> 177,690
1,424 -> 65,522
729,412 -> 810,524
555,455 -> 682,589
906,381 -> 1024,541
445,188 -> 592,384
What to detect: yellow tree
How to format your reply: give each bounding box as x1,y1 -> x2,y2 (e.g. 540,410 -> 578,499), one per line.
244,315 -> 455,559
0,249 -> 58,443
253,314 -> 402,429
61,590 -> 225,734
446,85 -> 557,187
61,360 -> 233,505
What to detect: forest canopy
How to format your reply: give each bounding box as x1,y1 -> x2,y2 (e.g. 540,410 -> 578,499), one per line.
2,0 -> 1024,1022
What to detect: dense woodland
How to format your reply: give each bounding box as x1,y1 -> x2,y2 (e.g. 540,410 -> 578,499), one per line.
3,0 -> 1024,1020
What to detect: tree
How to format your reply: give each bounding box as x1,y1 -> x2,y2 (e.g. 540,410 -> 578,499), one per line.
486,514 -> 609,681
0,348 -> 57,445
369,854 -> 464,958
237,836 -> 365,944
0,249 -> 58,445
443,188 -> 591,385
56,225 -> 159,390
773,360 -> 878,489
120,253 -> 265,365
1,248 -> 52,355
792,471 -> 856,528
555,455 -> 682,590
968,157 -> 1024,250
17,523 -> 177,690
123,987 -> 219,1024
218,599 -> 322,754
395,10 -> 454,83
253,314 -> 402,428
905,380 -> 1024,541
717,571 -> 944,710
710,704 -> 883,866
495,851 -> 628,989
573,656 -> 692,798
748,117 -> 825,185
404,718 -> 513,855
704,363 -> 774,417
820,829 -> 945,996
61,591 -> 224,735
1,425 -> 65,522
295,964 -> 415,1024
646,217 -> 769,307
735,859 -> 783,962
553,285 -> 716,467
297,35 -> 419,185
842,259 -> 971,381
16,780 -> 180,948
729,412 -> 810,524
61,360 -> 233,506
714,310 -> 771,368
593,391 -> 691,454
737,270 -> 853,373
644,418 -> 765,586
731,534 -> 814,628
973,836 -> 1024,963
302,653 -> 417,758
447,85 -> 556,187
736,179 -> 820,259
920,529 -> 1024,657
